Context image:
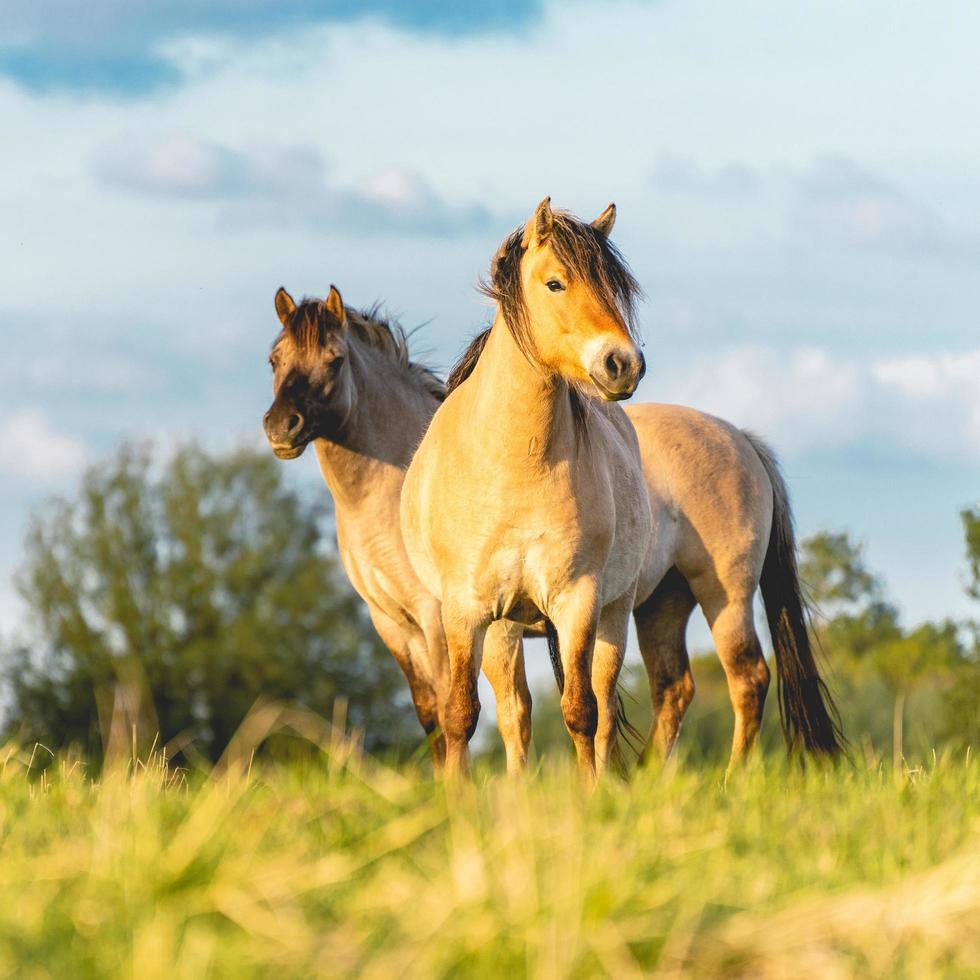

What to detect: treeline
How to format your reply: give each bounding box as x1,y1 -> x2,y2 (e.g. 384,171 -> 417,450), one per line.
0,443 -> 416,763
1,441 -> 977,766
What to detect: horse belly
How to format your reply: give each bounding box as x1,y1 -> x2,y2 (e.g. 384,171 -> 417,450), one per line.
632,499 -> 681,607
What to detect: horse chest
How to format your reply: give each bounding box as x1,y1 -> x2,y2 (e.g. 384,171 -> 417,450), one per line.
471,519 -> 598,618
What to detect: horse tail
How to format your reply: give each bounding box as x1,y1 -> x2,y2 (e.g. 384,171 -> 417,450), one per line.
545,619 -> 643,774
743,431 -> 847,760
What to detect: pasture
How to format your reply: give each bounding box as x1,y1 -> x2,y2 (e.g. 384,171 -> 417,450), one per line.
2,735 -> 978,978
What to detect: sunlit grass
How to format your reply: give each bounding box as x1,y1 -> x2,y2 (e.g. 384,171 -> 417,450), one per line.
1,730 -> 978,978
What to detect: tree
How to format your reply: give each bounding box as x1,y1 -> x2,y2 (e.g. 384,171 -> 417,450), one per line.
800,531 -> 967,764
800,531 -> 902,660
1,443 -> 414,761
939,507 -> 980,751
963,506 -> 980,604
800,531 -> 882,609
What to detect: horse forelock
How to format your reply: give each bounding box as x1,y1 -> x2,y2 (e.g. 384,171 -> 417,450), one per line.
279,300 -> 445,401
547,211 -> 641,339
477,211 -> 640,364
284,300 -> 333,352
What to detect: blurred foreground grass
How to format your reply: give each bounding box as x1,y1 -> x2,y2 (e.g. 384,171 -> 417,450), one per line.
1,729 -> 978,978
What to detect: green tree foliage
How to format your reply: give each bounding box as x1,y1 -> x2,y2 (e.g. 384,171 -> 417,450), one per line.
963,506 -> 980,603
800,530 -> 882,609
1,443 -> 414,761
801,532 -> 969,760
939,506 -> 980,750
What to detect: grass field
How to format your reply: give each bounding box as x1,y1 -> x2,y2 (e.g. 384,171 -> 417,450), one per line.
2,724 -> 979,979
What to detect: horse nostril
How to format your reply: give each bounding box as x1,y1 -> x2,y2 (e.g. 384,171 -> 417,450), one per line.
605,351 -> 623,379
286,414 -> 303,436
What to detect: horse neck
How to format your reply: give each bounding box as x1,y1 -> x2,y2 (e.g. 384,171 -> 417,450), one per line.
470,313 -> 579,462
313,341 -> 437,513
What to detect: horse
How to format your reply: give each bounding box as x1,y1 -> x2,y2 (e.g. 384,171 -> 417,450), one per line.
262,285 -> 455,762
400,198 -> 653,779
446,215 -> 844,772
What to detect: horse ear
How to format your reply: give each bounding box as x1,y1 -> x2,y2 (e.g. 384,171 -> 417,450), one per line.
326,285 -> 346,325
275,287 -> 296,325
591,202 -> 616,237
521,196 -> 553,250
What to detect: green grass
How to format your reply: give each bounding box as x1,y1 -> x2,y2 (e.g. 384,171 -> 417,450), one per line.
1,730 -> 979,978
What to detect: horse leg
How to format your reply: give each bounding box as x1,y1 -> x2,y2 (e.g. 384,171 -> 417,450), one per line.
439,598 -> 488,777
369,608 -> 445,767
404,631 -> 447,767
482,620 -> 532,774
592,588 -> 637,776
414,598 -> 454,765
550,580 -> 601,781
699,589 -> 771,772
634,568 -> 697,762
416,598 -> 452,706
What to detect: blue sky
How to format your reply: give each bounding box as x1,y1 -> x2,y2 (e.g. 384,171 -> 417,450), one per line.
1,0 -> 979,684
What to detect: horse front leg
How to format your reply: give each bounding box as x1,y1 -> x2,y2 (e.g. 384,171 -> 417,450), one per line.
550,579 -> 601,782
439,597 -> 489,778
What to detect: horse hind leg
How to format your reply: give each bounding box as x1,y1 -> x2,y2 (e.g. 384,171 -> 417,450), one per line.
634,568 -> 697,763
702,592 -> 771,773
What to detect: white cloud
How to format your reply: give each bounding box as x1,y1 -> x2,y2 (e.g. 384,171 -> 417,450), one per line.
656,346 -> 863,453
0,410 -> 88,480
792,157 -> 955,252
93,132 -> 493,236
648,154 -> 974,258
873,350 -> 980,400
654,345 -> 980,463
872,350 -> 980,454
94,132 -> 324,199
96,132 -> 244,197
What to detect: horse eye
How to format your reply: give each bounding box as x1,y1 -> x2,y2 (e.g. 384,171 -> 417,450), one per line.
546,279 -> 565,292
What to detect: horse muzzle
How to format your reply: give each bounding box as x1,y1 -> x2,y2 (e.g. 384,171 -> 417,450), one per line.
588,344 -> 645,401
263,406 -> 310,459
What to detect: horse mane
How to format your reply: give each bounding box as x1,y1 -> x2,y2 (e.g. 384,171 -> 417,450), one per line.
445,327 -> 491,393
284,299 -> 446,401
